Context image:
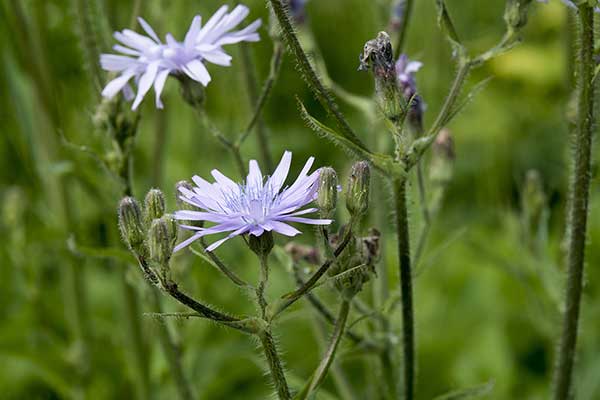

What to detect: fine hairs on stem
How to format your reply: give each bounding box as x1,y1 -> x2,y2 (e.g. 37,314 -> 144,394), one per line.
552,4 -> 595,399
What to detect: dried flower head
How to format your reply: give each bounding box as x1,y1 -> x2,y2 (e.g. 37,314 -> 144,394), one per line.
100,4 -> 261,110
174,151 -> 332,252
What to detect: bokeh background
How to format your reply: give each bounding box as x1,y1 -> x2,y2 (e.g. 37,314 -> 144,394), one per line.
1,0 -> 599,399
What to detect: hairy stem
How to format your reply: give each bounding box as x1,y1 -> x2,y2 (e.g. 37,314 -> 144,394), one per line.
270,230 -> 352,320
267,0 -> 367,150
260,330 -> 291,400
393,177 -> 415,400
298,300 -> 351,399
553,5 -> 595,399
257,253 -> 270,318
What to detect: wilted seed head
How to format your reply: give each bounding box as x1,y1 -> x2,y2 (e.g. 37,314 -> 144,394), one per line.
346,162 -> 370,218
317,167 -> 338,219
359,32 -> 405,123
504,0 -> 534,30
147,216 -> 177,268
144,189 -> 166,227
430,129 -> 455,184
118,197 -> 145,253
177,75 -> 206,108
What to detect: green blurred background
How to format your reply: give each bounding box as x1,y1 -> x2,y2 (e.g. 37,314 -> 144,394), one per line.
1,0 -> 599,399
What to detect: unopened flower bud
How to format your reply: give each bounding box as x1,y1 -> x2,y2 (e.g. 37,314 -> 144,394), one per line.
147,216 -> 177,268
359,32 -> 405,124
248,231 -> 275,257
178,75 -> 205,108
144,189 -> 166,227
346,162 -> 370,218
429,129 -> 455,185
118,197 -> 145,253
317,167 -> 338,218
504,0 -> 534,30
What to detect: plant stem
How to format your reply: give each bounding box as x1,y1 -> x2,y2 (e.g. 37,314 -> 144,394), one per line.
394,0 -> 414,58
259,329 -> 291,400
257,253 -> 270,318
298,300 -> 351,399
148,289 -> 194,400
393,177 -> 415,400
195,109 -> 246,178
267,0 -> 367,150
421,60 -> 471,160
553,5 -> 595,399
269,230 -> 352,320
238,41 -> 285,170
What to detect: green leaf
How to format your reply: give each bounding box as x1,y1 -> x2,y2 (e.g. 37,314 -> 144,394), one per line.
433,381 -> 494,400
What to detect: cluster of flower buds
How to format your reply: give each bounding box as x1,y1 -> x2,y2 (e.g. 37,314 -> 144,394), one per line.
118,189 -> 178,283
316,161 -> 377,298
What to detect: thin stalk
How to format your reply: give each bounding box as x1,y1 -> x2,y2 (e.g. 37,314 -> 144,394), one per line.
259,329 -> 291,400
192,240 -> 250,287
393,177 -> 415,400
195,109 -> 246,178
257,253 -> 270,318
394,0 -> 414,58
292,264 -> 381,350
553,5 -> 595,399
311,319 -> 357,400
238,41 -> 285,169
298,300 -> 351,399
267,0 -> 367,150
149,290 -> 194,400
421,61 -> 471,160
269,230 -> 352,320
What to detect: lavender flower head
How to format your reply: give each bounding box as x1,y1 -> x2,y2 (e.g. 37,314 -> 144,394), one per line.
173,151 -> 332,252
288,0 -> 309,24
100,4 -> 261,110
395,54 -> 425,132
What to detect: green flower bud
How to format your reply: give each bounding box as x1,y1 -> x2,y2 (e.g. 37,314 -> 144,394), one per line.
248,232 -> 274,258
177,75 -> 206,108
144,188 -> 166,227
346,161 -> 370,218
147,216 -> 177,269
359,32 -> 405,124
118,197 -> 145,254
317,167 -> 338,219
504,0 -> 534,31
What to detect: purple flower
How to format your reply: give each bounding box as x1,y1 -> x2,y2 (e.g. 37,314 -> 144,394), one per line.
100,4 -> 261,110
173,151 -> 332,252
395,54 -> 422,95
288,0 -> 309,24
396,54 -> 425,132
